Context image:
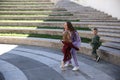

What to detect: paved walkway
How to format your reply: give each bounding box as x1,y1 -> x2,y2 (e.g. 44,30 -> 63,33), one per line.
0,44 -> 120,80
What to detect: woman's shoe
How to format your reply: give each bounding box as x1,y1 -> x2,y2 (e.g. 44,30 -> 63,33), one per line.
72,66 -> 79,71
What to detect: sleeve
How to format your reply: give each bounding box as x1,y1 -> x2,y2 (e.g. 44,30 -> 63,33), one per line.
69,43 -> 79,51
72,31 -> 81,48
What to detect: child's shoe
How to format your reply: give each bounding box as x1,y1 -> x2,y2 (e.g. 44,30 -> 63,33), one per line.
64,63 -> 72,67
60,61 -> 66,70
96,56 -> 100,62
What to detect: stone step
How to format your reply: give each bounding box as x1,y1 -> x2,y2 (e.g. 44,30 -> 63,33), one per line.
102,42 -> 120,50
80,20 -> 119,22
74,14 -> 112,18
0,72 -> 4,80
98,29 -> 120,34
1,16 -> 118,22
78,16 -> 115,20
75,13 -> 111,17
0,21 -> 120,27
0,53 -> 65,80
0,37 -> 119,67
0,59 -> 28,80
0,7 -> 67,11
0,11 -> 72,15
0,16 -> 78,21
0,2 -> 54,5
89,25 -> 120,30
71,10 -> 107,15
1,15 -> 117,21
0,6 -> 54,9
99,32 -> 120,38
0,0 -> 50,2
0,5 -> 54,8
98,46 -> 120,66
101,36 -> 120,43
0,28 -> 119,42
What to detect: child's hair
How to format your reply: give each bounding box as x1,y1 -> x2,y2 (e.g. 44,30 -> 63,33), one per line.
63,31 -> 71,42
93,28 -> 98,31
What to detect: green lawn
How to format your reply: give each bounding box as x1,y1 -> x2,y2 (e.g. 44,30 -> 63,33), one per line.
0,33 -> 91,43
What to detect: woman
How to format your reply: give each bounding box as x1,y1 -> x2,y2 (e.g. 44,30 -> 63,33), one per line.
60,30 -> 79,70
63,21 -> 81,71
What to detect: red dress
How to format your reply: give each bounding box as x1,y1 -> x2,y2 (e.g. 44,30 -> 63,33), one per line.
62,41 -> 79,63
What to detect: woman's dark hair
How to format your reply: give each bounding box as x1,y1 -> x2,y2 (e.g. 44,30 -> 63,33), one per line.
66,21 -> 76,32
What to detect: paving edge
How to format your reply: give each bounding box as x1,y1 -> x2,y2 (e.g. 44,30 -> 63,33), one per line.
0,36 -> 119,66
0,72 -> 5,80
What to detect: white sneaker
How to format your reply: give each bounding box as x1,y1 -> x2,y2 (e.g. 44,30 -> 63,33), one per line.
60,61 -> 64,68
96,56 -> 100,62
64,63 -> 72,67
72,66 -> 79,71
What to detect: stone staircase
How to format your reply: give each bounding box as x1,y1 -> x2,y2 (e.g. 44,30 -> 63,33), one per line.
0,0 -> 120,80
0,0 -> 120,67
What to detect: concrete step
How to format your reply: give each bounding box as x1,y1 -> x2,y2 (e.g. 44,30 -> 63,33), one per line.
0,2 -> 54,5
0,0 -> 50,2
0,72 -> 4,80
0,59 -> 28,80
99,32 -> 120,38
99,46 -> 120,66
0,16 -> 78,21
89,25 -> 120,30
77,17 -> 115,20
74,14 -> 113,19
73,11 -> 107,15
1,15 -> 118,21
0,21 -> 120,27
80,20 -> 120,22
0,7 -> 67,11
0,5 -> 54,8
99,29 -> 120,34
101,36 -> 120,43
0,16 -> 79,21
0,11 -> 72,15
102,42 -> 120,50
0,28 -> 119,42
0,37 -> 119,67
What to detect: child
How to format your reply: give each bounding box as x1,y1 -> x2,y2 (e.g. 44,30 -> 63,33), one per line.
60,30 -> 79,70
90,28 -> 101,62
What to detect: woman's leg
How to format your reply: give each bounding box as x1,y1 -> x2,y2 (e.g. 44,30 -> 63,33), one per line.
70,48 -> 79,67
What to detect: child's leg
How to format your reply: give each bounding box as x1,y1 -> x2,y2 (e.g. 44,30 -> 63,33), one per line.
92,48 -> 98,59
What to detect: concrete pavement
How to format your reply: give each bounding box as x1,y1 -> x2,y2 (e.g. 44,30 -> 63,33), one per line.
0,44 -> 120,80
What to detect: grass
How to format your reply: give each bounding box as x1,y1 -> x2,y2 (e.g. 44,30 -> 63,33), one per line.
74,27 -> 91,31
0,15 -> 49,17
0,9 -> 67,11
44,19 -> 80,22
0,20 -> 44,22
49,14 -> 73,16
0,33 -> 91,43
37,26 -> 91,31
0,26 -> 91,31
0,26 -> 37,29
